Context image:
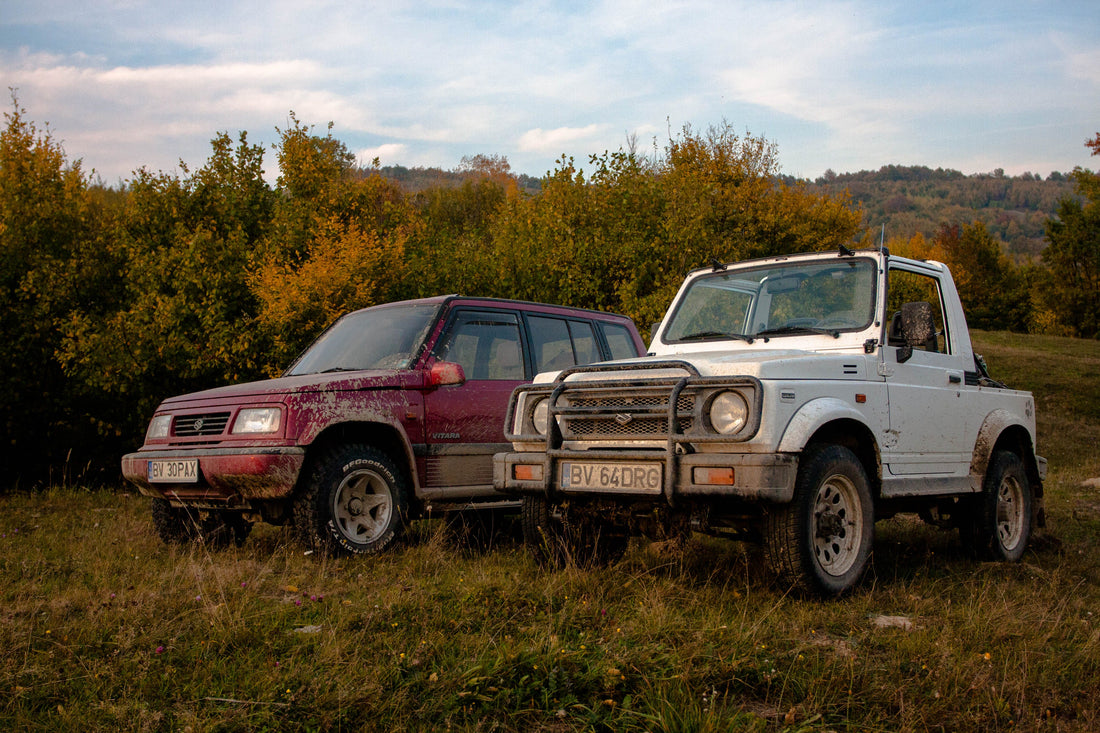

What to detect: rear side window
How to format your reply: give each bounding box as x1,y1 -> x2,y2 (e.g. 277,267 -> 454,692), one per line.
602,322 -> 640,360
435,311 -> 525,380
529,316 -> 576,372
569,321 -> 600,365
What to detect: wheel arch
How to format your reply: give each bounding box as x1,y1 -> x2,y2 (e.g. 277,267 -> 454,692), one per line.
300,421 -> 420,507
970,412 -> 1045,527
777,399 -> 881,496
970,411 -> 1043,496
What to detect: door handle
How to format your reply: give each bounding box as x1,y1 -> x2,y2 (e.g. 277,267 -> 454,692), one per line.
948,374 -> 962,384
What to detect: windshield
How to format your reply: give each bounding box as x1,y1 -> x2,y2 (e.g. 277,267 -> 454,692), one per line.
664,257 -> 877,343
284,303 -> 440,376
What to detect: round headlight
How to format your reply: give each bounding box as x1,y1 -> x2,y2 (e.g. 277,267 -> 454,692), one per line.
531,398 -> 550,436
710,391 -> 749,434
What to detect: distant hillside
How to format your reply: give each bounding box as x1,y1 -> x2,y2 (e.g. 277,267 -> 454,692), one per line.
377,162 -> 1080,262
376,164 -> 543,195
795,165 -> 1079,260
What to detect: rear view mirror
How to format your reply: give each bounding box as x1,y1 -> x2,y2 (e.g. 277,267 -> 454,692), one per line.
429,361 -> 466,387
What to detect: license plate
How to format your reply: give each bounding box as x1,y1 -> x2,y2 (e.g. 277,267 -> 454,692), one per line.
559,462 -> 662,494
148,459 -> 199,483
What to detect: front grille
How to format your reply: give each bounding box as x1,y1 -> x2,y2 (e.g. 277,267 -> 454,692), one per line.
173,412 -> 231,437
559,391 -> 695,438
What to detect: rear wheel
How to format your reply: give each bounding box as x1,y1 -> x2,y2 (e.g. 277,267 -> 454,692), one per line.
294,444 -> 408,556
765,444 -> 874,597
963,449 -> 1031,561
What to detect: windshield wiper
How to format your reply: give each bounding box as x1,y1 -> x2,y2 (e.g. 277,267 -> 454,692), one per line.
754,326 -> 840,339
677,330 -> 755,344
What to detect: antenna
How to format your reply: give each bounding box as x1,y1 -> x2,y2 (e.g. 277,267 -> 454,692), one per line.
879,224 -> 885,253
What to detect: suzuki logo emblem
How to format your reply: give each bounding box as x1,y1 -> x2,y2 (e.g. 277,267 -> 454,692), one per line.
614,413 -> 633,425
193,418 -> 204,431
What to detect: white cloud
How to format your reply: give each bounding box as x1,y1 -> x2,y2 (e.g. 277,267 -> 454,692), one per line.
518,125 -> 608,154
356,143 -> 408,167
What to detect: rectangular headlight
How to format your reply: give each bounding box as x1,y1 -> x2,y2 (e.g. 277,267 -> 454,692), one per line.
231,407 -> 282,434
147,414 -> 172,440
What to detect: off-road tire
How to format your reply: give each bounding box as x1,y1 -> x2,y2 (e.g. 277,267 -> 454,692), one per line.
151,498 -> 250,548
765,444 -> 874,597
293,443 -> 408,556
963,449 -> 1031,562
521,496 -> 628,569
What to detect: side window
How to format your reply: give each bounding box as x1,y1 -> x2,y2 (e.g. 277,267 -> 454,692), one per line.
529,316 -> 576,372
435,311 -> 524,380
603,322 -> 640,360
887,269 -> 949,355
569,320 -> 601,365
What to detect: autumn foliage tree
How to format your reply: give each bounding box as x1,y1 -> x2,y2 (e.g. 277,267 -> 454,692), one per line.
250,115 -> 420,369
1043,133 -> 1100,337
0,95 -> 116,482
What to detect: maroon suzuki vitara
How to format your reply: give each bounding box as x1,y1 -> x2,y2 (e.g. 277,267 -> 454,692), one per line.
121,296 -> 645,555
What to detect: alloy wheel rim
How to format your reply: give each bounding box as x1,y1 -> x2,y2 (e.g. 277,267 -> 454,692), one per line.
333,468 -> 392,543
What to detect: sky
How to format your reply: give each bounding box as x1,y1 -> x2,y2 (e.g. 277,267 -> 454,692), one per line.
2,1 -> 1098,186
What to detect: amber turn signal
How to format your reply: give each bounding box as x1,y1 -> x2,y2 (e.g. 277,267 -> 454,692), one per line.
692,467 -> 735,485
513,464 -> 544,481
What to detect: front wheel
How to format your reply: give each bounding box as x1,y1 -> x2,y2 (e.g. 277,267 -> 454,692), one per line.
521,496 -> 627,569
765,444 -> 874,597
963,449 -> 1031,562
151,499 -> 250,548
294,444 -> 408,556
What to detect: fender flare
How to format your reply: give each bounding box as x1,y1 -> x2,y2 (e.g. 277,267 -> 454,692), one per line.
969,408 -> 1038,491
776,397 -> 876,454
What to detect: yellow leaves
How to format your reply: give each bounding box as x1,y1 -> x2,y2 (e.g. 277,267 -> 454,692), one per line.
251,213 -> 410,360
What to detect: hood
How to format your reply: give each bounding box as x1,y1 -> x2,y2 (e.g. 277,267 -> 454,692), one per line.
159,369 -> 421,408
551,348 -> 871,383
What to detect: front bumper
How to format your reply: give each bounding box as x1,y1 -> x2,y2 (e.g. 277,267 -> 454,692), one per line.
121,446 -> 307,505
494,450 -> 797,503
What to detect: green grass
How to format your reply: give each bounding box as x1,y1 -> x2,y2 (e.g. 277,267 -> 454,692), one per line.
3,331 -> 1100,731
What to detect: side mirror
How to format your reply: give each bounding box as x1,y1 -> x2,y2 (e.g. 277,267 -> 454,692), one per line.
428,360 -> 466,387
649,322 -> 661,342
896,301 -> 935,363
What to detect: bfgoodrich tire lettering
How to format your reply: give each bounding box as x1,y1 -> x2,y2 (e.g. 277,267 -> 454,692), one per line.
765,444 -> 874,597
294,444 -> 408,555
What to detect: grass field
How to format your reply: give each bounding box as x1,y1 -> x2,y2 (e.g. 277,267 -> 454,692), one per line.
3,331 -> 1100,731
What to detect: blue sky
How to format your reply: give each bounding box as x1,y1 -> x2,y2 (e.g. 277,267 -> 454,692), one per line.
2,1 -> 1098,185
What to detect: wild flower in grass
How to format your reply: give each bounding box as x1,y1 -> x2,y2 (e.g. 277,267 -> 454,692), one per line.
155,646 -> 164,654
983,652 -> 992,661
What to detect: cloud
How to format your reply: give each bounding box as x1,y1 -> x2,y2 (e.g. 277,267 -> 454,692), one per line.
356,143 -> 408,167
518,125 -> 607,154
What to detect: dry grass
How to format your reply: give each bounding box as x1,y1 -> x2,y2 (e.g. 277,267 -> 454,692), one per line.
2,330 -> 1099,731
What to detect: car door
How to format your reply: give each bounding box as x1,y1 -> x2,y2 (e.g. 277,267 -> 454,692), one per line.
420,308 -> 528,499
880,266 -> 974,495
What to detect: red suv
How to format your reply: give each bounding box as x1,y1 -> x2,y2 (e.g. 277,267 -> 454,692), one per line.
121,296 -> 645,554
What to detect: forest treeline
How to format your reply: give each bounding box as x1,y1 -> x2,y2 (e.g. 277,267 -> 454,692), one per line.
381,162 -> 1077,261
2,93 -> 1098,487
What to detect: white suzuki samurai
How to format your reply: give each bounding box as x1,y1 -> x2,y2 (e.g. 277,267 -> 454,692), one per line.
495,248 -> 1046,596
